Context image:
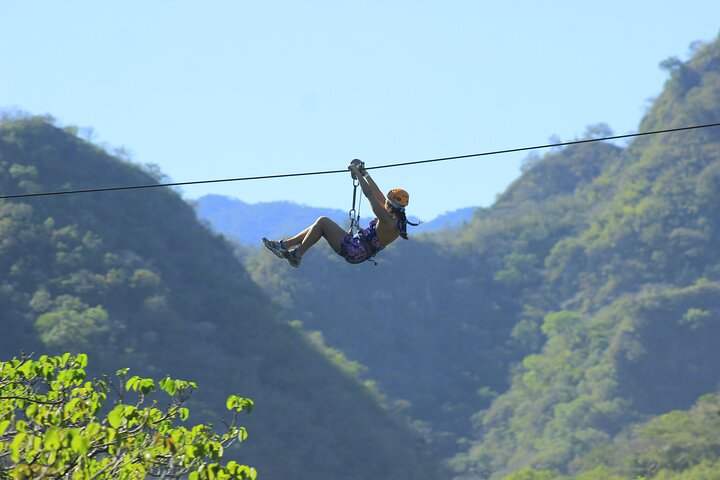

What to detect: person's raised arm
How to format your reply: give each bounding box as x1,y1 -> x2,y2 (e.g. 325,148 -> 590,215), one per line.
360,168 -> 386,206
349,163 -> 392,222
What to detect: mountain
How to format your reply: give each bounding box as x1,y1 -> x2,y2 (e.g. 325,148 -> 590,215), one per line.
245,130 -> 623,459
194,194 -> 474,245
451,35 -> 720,479
0,115 -> 443,479
421,206 -> 476,231
195,195 -> 354,245
5,32 -> 719,480
243,33 -> 720,480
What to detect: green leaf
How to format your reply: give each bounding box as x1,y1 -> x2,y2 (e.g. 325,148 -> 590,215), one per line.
76,353 -> 88,368
25,403 -> 38,420
60,352 -> 70,368
0,420 -> 11,436
44,428 -> 61,450
139,378 -> 156,394
208,442 -> 223,460
126,375 -> 140,392
18,361 -> 34,378
108,405 -> 125,429
86,422 -> 102,437
123,405 -> 137,419
225,396 -> 254,413
42,364 -> 55,381
71,434 -> 90,455
160,377 -> 177,396
185,444 -> 199,459
10,432 -> 26,463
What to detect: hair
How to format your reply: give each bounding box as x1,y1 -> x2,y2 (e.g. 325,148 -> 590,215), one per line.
389,205 -> 420,240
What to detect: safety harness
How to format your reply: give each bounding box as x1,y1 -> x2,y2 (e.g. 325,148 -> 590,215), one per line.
347,159 -> 378,265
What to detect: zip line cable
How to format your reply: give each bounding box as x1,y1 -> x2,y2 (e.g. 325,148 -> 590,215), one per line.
1,121 -> 719,200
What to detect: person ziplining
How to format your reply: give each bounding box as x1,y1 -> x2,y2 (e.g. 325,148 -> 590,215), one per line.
262,160 -> 418,267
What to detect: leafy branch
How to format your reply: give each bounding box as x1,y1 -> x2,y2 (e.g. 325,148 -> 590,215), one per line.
0,353 -> 256,479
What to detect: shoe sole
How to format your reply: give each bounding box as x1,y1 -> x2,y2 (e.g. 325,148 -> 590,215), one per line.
287,252 -> 301,268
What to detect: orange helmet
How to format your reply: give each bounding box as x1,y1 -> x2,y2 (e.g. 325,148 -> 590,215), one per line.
387,188 -> 409,207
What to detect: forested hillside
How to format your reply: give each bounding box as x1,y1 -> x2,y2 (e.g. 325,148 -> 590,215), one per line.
0,116 -> 443,479
245,34 -> 720,479
245,129 -> 623,458
3,32 -> 719,480
451,35 -> 720,479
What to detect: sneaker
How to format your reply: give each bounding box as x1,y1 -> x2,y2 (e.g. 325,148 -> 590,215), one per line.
262,238 -> 289,259
287,249 -> 302,268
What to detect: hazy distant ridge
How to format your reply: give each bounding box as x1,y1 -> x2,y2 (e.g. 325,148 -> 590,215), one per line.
195,194 -> 476,244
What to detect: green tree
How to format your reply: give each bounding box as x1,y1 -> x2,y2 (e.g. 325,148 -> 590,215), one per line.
0,353 -> 256,479
500,467 -> 560,480
34,296 -> 110,350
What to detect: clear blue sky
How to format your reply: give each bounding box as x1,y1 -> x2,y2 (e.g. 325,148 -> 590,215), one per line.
1,2 -> 718,220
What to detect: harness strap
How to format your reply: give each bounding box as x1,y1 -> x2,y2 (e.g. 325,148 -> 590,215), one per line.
346,159 -> 376,265
348,178 -> 360,235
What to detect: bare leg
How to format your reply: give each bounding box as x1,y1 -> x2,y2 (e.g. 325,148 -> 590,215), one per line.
287,217 -> 346,258
282,225 -> 312,249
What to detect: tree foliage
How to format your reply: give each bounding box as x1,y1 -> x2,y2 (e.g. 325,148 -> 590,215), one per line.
0,353 -> 256,479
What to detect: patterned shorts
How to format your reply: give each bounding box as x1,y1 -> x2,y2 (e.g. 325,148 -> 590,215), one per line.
338,234 -> 372,264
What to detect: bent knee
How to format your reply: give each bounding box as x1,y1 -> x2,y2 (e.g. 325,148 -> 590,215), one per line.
315,216 -> 332,226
